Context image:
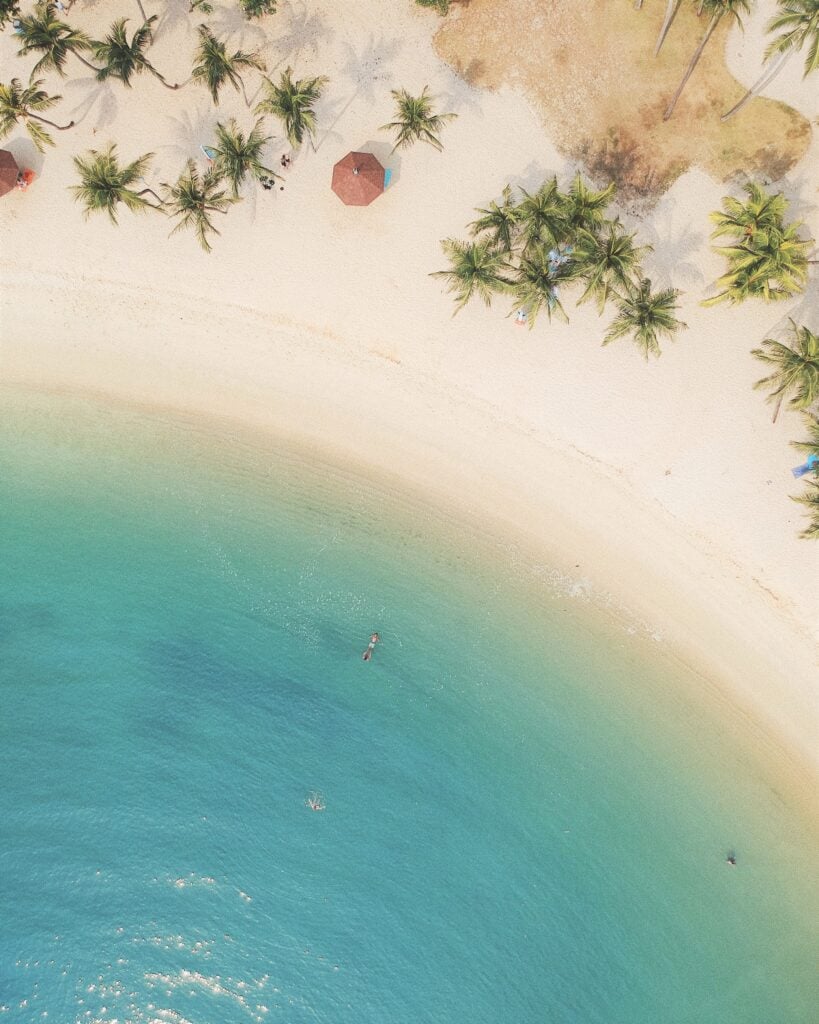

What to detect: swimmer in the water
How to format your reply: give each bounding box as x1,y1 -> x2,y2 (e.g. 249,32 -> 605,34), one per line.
362,632 -> 380,661
726,853 -> 737,866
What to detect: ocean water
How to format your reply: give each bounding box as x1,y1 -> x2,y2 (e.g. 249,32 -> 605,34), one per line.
0,388 -> 816,1024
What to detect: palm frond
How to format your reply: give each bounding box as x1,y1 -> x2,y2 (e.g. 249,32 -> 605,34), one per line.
430,237 -> 511,313
380,86 -> 456,153
603,277 -> 686,358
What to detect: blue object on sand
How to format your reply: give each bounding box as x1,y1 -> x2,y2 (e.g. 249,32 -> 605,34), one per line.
384,168 -> 392,188
791,453 -> 818,478
200,145 -> 217,162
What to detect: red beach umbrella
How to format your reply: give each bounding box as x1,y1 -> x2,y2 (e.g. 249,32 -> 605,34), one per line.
0,149 -> 20,198
331,151 -> 385,206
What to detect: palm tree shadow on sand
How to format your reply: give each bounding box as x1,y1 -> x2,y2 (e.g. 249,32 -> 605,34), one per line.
639,199 -> 706,291
506,160 -> 559,196
435,68 -> 484,120
156,0 -> 202,41
208,3 -> 268,50
265,1 -> 333,74
62,77 -> 119,131
311,35 -> 402,154
159,101 -> 222,167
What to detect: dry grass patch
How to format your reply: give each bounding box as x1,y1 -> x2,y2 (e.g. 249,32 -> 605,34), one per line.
434,0 -> 811,200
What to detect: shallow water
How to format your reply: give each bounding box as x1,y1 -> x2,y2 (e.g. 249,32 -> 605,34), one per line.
0,388 -> 816,1023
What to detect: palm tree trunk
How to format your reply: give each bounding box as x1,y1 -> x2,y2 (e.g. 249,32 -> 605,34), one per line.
240,78 -> 251,108
697,0 -> 705,14
634,0 -> 644,9
136,0 -> 148,21
772,393 -> 784,423
663,13 -> 720,120
30,112 -> 75,130
655,0 -> 681,56
150,68 -> 182,90
74,52 -> 103,74
136,186 -> 164,208
720,49 -> 793,121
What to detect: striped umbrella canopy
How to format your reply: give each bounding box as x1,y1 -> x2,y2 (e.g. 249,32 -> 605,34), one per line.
0,150 -> 20,198
331,151 -> 385,206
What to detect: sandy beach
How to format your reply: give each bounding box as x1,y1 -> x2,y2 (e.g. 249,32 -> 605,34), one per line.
1,0 -> 817,785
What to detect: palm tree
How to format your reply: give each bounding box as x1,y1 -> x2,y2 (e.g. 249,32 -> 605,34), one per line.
71,144 -> 161,223
751,320 -> 819,421
162,159 -> 236,252
1,1 -> 22,31
722,1 -> 819,120
655,0 -> 683,54
380,86 -> 457,152
255,67 -> 327,148
515,177 -> 567,255
468,185 -> 522,253
709,182 -> 789,240
16,0 -> 98,76
560,173 -> 616,235
663,0 -> 752,119
703,221 -> 811,305
511,245 -> 571,327
92,17 -> 179,89
0,77 -> 74,152
793,411 -> 819,458
211,117 -> 275,195
240,0 -> 277,16
792,481 -> 819,538
603,278 -> 686,358
191,24 -> 265,105
430,237 -> 511,313
573,222 -> 650,313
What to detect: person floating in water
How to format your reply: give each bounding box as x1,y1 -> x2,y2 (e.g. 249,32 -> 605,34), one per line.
362,632 -> 380,661
726,853 -> 737,866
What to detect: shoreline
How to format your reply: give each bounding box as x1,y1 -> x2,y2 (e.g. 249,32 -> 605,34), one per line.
1,270 -> 817,795
1,0 -> 816,807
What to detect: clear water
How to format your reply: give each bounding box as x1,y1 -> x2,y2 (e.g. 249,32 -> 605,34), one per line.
1,388 -> 816,1024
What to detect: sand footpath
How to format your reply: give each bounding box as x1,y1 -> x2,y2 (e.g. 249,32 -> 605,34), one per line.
0,1 -> 816,777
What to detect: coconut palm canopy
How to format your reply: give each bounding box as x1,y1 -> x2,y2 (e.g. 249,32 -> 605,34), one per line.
331,151 -> 385,206
0,148 -> 19,197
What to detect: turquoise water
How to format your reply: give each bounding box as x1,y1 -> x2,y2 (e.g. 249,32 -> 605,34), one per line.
1,388 -> 816,1024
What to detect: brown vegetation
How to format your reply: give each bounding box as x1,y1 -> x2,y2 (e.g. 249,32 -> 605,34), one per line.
434,0 -> 811,200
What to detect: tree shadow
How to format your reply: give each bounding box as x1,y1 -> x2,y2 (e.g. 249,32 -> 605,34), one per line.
158,100 -> 222,169
776,165 -> 818,228
506,160 -> 554,195
309,34 -> 402,152
266,1 -> 333,72
311,87 -> 359,153
780,276 -> 819,331
436,66 -> 484,119
62,77 -> 119,132
640,200 -> 706,290
208,3 -> 268,49
336,33 -> 402,103
156,0 -> 201,40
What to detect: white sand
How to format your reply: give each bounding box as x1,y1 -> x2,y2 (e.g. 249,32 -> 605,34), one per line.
1,1 -> 817,780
